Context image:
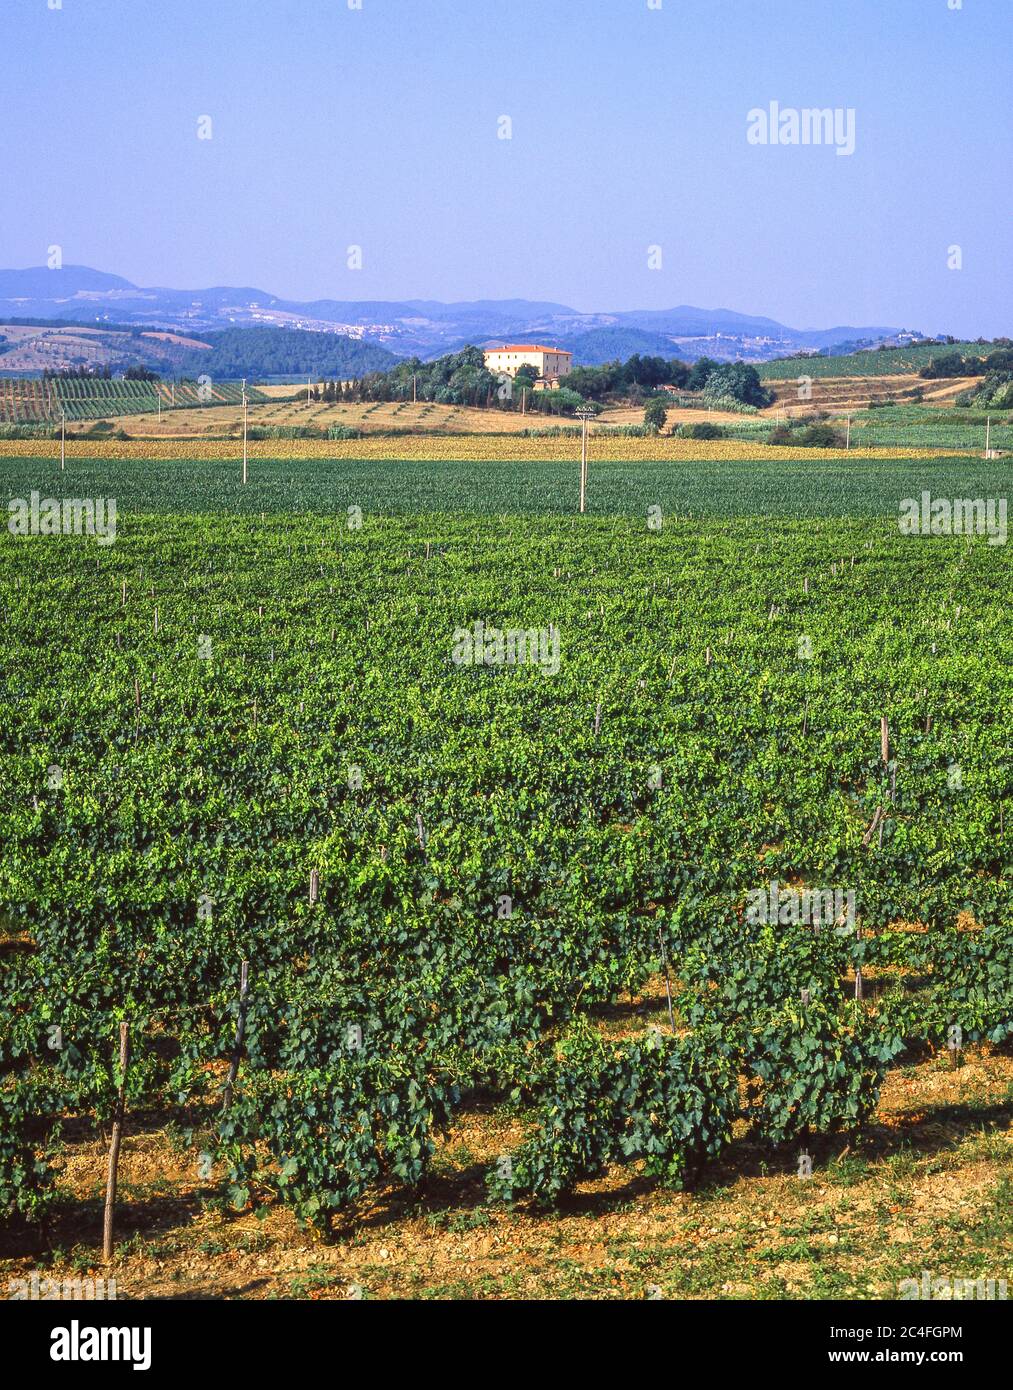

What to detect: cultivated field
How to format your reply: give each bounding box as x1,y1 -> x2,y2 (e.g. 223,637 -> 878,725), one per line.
757,343 -> 992,379
0,376 -> 269,426
0,435 -> 977,466
84,398 -> 578,438
2,367 -> 1002,464
1,449 -> 1010,1300
24,396 -> 753,440
764,375 -> 982,413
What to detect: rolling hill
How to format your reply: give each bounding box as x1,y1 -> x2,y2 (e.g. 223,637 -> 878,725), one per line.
0,264 -> 917,366
0,321 -> 396,381
562,326 -> 690,365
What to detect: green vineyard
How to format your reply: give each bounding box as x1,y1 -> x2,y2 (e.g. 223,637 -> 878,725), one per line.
0,377 -> 269,425
715,408 -> 1013,453
1,452 -> 1009,1247
757,343 -> 991,380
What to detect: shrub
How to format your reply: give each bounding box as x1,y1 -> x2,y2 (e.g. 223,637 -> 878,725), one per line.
488,1021 -> 738,1207
969,371 -> 1013,411
0,1078 -> 60,1225
747,1003 -> 899,1145
919,353 -> 972,379
218,1055 -> 459,1230
643,398 -> 668,433
701,362 -> 773,408
700,393 -> 760,415
769,422 -> 845,448
678,422 -> 725,440
0,425 -> 54,440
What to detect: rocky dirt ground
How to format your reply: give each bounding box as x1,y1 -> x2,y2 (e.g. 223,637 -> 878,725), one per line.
3,1032 -> 1009,1302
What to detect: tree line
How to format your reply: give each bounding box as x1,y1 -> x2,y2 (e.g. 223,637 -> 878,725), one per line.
318,346 -> 774,415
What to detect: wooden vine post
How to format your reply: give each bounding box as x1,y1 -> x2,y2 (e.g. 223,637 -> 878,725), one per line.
102,1021 -> 131,1263
222,961 -> 250,1112
878,715 -> 890,849
859,715 -> 893,1002
658,930 -> 676,1033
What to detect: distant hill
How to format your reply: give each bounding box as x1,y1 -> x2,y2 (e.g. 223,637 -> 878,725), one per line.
0,264 -> 135,299
0,263 -> 928,365
562,326 -> 688,365
178,327 -> 396,379
0,320 -> 397,380
611,305 -> 788,336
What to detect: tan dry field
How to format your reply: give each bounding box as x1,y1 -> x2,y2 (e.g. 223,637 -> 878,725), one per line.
255,384 -> 315,398
65,397 -> 750,439
57,373 -> 982,440
587,403 -> 749,427
63,398 -> 596,438
765,374 -> 979,415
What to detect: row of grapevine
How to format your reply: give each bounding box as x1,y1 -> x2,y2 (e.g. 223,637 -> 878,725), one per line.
0,378 -> 270,424
0,453 -> 1009,1235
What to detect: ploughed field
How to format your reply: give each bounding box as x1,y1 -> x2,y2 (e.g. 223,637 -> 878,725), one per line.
1,452 -> 1010,1298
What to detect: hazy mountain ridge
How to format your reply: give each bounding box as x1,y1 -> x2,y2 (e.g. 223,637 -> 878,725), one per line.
0,264 -> 912,368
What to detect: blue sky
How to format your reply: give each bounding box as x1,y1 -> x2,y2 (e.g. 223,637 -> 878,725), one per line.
2,0 -> 1010,333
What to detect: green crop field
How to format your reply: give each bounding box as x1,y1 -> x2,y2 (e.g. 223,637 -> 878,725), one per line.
1,449 -> 1010,517
0,377 -> 270,425
718,407 -> 1012,453
837,409 -> 1012,451
2,453 -> 1010,1297
758,343 -> 989,380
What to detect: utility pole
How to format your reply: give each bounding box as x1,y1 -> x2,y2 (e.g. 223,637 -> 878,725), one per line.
307,376 -> 311,402
242,378 -> 248,486
60,410 -> 65,471
985,414 -> 991,457
412,373 -> 417,404
845,414 -> 851,450
582,419 -> 587,511
575,407 -> 595,513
